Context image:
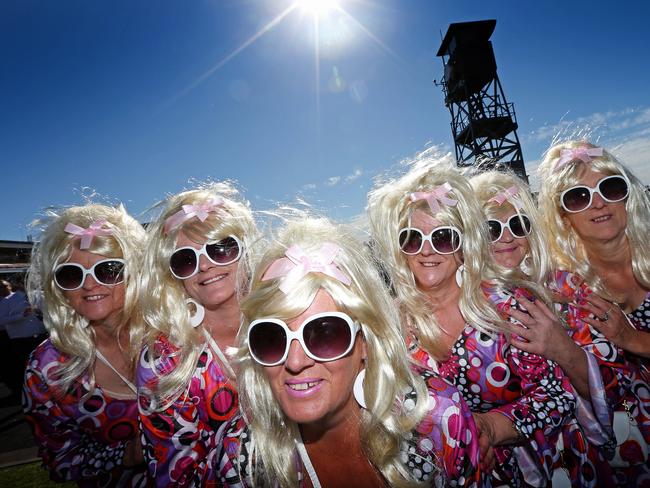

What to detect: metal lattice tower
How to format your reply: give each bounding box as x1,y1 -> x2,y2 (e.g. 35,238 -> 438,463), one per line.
435,20 -> 528,182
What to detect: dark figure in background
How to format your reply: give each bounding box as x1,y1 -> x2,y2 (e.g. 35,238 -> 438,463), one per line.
0,279 -> 46,405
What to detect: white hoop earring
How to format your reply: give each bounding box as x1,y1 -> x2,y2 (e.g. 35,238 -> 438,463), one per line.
353,369 -> 367,409
455,264 -> 465,288
186,298 -> 205,328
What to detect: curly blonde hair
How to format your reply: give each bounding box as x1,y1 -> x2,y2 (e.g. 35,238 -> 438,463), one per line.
26,204 -> 146,394
537,140 -> 650,298
139,181 -> 257,407
236,216 -> 430,488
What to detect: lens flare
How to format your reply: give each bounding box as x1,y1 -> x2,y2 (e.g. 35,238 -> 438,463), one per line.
295,0 -> 340,16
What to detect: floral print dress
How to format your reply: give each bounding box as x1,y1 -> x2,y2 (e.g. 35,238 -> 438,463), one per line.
554,272 -> 650,487
408,285 -> 604,487
23,339 -> 149,487
215,368 -> 486,487
136,335 -> 238,487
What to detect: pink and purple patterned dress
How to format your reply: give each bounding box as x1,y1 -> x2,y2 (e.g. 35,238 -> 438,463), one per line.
408,285 -> 601,487
23,339 -> 148,487
216,368 -> 486,487
553,271 -> 650,487
136,335 -> 238,487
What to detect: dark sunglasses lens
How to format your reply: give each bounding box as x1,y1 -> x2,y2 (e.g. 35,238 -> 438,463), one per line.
303,316 -> 353,360
206,237 -> 240,264
55,265 -> 83,289
600,176 -> 628,202
562,187 -> 591,212
487,220 -> 502,242
170,249 -> 197,278
509,216 -> 531,238
431,228 -> 460,253
398,229 -> 423,254
94,261 -> 125,285
249,322 -> 287,365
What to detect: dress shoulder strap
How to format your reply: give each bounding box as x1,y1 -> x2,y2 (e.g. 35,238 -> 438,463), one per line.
95,349 -> 137,395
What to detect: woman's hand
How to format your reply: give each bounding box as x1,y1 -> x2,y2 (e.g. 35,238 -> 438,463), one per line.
472,411 -> 522,471
472,412 -> 496,471
503,295 -> 591,399
502,295 -> 576,364
579,294 -> 633,348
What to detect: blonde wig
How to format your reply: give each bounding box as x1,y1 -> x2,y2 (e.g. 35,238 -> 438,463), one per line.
367,156 -> 523,360
237,216 -> 431,488
26,204 -> 146,394
469,169 -> 554,289
140,181 -> 257,407
537,140 -> 650,298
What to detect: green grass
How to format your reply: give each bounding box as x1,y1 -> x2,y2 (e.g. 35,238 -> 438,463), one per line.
0,462 -> 75,487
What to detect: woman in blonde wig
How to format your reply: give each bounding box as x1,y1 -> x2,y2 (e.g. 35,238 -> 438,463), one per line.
23,204 -> 148,486
471,169 -> 650,486
217,216 -> 484,487
136,182 -> 256,487
537,140 -> 650,356
537,140 -> 650,484
367,156 -> 580,486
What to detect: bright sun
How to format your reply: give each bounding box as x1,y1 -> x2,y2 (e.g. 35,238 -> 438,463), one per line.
295,0 -> 340,16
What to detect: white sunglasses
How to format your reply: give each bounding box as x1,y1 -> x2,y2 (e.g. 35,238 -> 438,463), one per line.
559,175 -> 629,213
247,311 -> 360,367
169,236 -> 242,280
54,259 -> 126,291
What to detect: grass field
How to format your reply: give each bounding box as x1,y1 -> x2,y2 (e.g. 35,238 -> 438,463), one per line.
0,462 -> 75,487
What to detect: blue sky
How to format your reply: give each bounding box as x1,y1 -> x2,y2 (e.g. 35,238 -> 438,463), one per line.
2,0 -> 649,240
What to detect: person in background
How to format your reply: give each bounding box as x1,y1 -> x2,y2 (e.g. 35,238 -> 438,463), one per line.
217,215 -> 485,487
0,279 -> 46,405
23,204 -> 149,487
537,140 -> 650,485
137,182 -> 257,487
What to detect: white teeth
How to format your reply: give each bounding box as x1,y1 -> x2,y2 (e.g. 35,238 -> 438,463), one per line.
593,215 -> 610,222
421,263 -> 439,267
84,295 -> 105,301
202,275 -> 226,285
289,381 -> 319,391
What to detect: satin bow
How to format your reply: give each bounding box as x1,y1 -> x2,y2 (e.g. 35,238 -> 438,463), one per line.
261,243 -> 352,294
554,146 -> 603,172
64,220 -> 114,249
410,182 -> 458,213
489,185 -> 523,210
163,198 -> 224,234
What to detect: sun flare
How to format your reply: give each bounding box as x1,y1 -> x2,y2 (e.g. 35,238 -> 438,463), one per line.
295,0 -> 340,16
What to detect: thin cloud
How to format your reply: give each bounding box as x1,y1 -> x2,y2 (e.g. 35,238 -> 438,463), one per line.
524,107 -> 650,188
345,169 -> 363,183
325,176 -> 342,186
523,106 -> 650,145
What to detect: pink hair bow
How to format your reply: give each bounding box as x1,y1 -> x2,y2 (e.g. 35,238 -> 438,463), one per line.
64,220 -> 114,250
163,198 -> 224,234
554,146 -> 603,172
489,185 -> 523,210
261,243 -> 352,294
410,182 -> 458,213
